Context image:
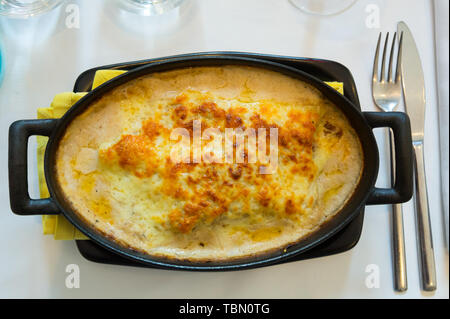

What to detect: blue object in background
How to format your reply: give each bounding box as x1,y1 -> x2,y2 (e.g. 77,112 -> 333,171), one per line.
0,42 -> 3,86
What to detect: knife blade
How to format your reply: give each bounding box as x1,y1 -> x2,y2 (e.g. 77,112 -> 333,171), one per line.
398,22 -> 426,141
398,21 -> 436,291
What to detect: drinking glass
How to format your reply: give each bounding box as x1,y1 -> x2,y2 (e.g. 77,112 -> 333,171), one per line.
0,0 -> 63,18
115,0 -> 185,16
290,0 -> 357,16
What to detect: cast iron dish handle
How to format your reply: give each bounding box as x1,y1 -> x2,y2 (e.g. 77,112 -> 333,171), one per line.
363,112 -> 413,205
8,112 -> 412,213
9,119 -> 60,215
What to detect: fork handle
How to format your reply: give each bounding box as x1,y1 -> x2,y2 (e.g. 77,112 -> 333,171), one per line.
413,141 -> 437,291
389,130 -> 407,292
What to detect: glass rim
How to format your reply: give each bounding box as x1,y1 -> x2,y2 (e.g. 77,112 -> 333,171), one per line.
289,0 -> 358,17
114,0 -> 185,16
0,0 -> 64,18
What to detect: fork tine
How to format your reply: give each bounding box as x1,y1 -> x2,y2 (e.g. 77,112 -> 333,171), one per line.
388,32 -> 397,82
395,31 -> 404,83
380,32 -> 389,82
373,32 -> 382,83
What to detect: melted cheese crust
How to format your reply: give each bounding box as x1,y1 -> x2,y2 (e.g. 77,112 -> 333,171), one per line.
56,66 -> 363,261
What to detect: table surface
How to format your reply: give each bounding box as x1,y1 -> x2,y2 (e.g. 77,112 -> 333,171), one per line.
0,0 -> 448,298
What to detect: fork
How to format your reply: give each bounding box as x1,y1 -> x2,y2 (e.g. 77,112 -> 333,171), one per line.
372,32 -> 407,292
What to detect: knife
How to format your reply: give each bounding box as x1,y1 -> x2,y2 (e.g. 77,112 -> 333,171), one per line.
397,21 -> 436,291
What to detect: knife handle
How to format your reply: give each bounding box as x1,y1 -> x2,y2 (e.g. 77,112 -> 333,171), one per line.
413,141 -> 437,291
389,130 -> 407,292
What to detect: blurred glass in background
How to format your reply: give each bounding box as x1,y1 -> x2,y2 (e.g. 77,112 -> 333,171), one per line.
0,0 -> 63,18
115,0 -> 185,16
289,0 -> 357,16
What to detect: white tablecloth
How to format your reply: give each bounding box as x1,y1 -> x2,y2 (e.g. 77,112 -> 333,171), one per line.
433,0 -> 449,248
0,0 -> 448,298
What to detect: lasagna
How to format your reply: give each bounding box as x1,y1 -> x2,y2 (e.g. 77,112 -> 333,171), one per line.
55,66 -> 363,261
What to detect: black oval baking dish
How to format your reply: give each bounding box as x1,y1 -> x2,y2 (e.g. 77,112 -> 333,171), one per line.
8,56 -> 414,271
